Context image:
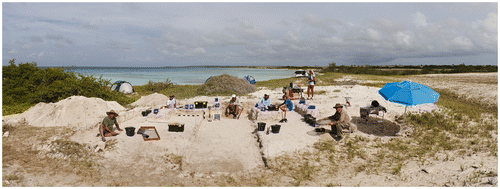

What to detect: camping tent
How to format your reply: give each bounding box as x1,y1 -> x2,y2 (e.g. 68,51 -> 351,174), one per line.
111,81 -> 134,94
243,75 -> 256,84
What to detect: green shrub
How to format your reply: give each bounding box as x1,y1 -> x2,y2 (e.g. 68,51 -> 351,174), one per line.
2,59 -> 133,115
142,79 -> 173,93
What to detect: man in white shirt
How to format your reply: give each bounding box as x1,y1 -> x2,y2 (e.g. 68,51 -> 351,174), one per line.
257,94 -> 272,109
166,95 -> 177,109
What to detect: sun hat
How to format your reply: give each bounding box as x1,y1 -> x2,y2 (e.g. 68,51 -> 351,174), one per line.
333,103 -> 343,109
106,110 -> 119,116
231,94 -> 236,98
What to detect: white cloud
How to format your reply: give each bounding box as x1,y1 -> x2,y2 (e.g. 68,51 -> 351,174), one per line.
301,13 -> 341,33
412,11 -> 428,27
191,47 -> 206,54
395,32 -> 412,46
21,44 -> 32,50
8,49 -> 18,54
481,13 -> 497,33
452,36 -> 474,50
324,36 -> 343,44
367,28 -> 382,41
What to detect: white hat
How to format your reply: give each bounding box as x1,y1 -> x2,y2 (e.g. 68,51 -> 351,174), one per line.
231,94 -> 236,98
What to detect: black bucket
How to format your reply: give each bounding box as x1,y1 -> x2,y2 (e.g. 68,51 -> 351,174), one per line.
257,122 -> 266,131
271,124 -> 281,134
315,128 -> 325,132
125,127 -> 135,136
142,109 -> 152,117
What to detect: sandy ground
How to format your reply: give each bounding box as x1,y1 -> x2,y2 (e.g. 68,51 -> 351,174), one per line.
2,72 -> 497,186
408,73 -> 498,107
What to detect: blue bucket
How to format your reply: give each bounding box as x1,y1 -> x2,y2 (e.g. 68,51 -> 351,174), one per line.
189,104 -> 194,109
153,109 -> 159,114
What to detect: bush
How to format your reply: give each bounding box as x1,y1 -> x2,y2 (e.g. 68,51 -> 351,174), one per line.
323,62 -> 337,72
2,59 -> 133,115
143,79 -> 173,93
197,74 -> 256,96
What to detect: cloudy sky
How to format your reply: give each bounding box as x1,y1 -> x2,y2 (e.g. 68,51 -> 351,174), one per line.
2,3 -> 498,67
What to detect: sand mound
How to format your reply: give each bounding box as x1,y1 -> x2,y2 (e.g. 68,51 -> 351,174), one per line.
131,92 -> 169,107
7,96 -> 125,129
198,74 -> 256,96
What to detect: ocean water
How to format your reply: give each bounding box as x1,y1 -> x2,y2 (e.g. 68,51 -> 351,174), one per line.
68,67 -> 294,86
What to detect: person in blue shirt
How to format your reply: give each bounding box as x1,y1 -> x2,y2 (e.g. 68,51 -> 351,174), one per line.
279,95 -> 294,123
257,94 -> 272,109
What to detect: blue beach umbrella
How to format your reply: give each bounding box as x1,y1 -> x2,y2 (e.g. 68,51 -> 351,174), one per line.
378,80 -> 440,126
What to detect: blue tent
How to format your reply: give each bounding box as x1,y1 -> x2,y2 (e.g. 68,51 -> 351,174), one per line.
243,75 -> 256,84
379,80 -> 439,126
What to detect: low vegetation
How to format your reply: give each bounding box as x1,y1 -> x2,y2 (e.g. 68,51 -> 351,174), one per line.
322,62 -> 497,75
2,125 -> 100,186
197,74 -> 256,96
141,79 -> 173,93
2,59 -> 134,115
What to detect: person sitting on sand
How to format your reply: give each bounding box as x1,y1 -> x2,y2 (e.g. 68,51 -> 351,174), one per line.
307,70 -> 316,100
99,110 -> 122,142
226,94 -> 243,119
257,94 -> 272,110
279,95 -> 294,123
320,103 -> 352,138
166,95 -> 177,109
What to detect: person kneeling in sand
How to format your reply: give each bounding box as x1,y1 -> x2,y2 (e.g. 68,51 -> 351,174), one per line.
279,95 -> 294,123
320,103 -> 353,139
226,94 -> 243,119
99,110 -> 122,142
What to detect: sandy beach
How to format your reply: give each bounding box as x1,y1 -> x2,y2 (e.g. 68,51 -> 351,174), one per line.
2,72 -> 497,186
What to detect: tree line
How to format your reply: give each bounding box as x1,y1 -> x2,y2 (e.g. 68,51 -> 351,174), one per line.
322,62 -> 497,75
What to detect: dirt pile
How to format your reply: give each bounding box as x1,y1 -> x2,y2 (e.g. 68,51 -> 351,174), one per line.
198,74 -> 256,96
4,96 -> 125,129
131,92 -> 169,107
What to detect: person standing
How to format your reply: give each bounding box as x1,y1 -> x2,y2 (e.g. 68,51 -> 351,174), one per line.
307,70 -> 316,100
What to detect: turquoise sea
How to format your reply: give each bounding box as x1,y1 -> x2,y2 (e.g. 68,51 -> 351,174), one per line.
67,67 -> 294,86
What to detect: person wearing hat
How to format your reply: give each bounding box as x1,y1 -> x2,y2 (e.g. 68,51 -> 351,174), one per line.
257,94 -> 272,110
99,110 -> 122,142
320,103 -> 352,138
166,95 -> 177,109
226,94 -> 243,119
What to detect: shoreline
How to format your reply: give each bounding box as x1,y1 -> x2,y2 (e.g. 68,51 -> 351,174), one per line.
48,65 -> 324,70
